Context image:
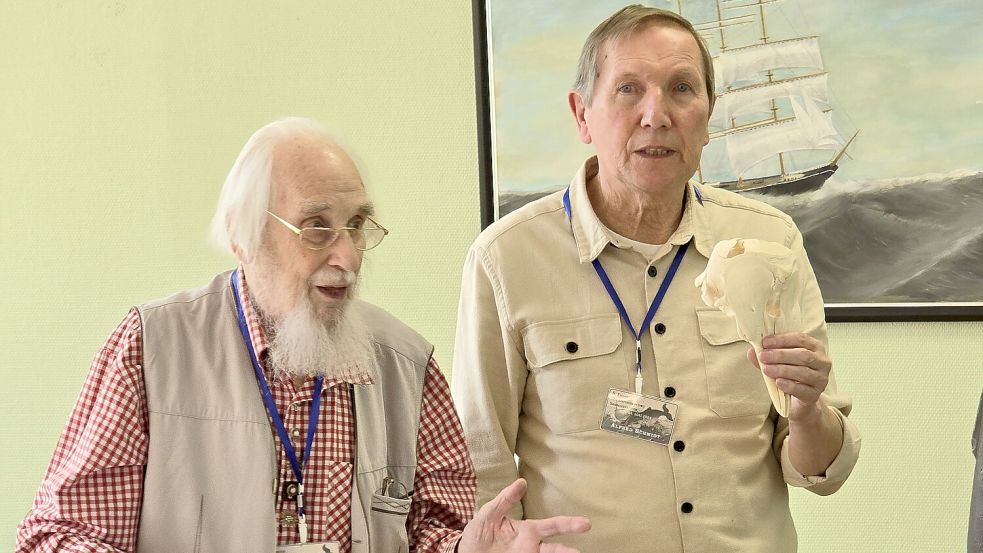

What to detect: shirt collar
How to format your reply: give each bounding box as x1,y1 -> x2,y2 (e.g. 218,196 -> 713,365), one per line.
234,268 -> 271,369
567,156 -> 714,262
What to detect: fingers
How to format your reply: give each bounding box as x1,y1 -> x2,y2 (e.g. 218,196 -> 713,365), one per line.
746,347 -> 760,369
774,377 -> 823,403
525,516 -> 591,539
540,544 -> 582,553
758,333 -> 833,373
483,478 -> 528,522
758,333 -> 831,404
762,331 -> 823,352
515,516 -> 590,553
761,363 -> 827,388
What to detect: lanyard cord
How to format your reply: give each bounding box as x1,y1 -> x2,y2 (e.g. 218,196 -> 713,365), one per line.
562,189 -> 689,392
231,269 -> 323,542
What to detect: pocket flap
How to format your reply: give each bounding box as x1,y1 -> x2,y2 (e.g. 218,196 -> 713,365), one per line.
521,313 -> 622,368
370,492 -> 412,516
696,308 -> 744,346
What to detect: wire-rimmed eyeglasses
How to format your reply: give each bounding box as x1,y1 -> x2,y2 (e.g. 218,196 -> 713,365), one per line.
266,210 -> 389,251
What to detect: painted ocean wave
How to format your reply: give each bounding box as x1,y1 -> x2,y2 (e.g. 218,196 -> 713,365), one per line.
758,170 -> 983,303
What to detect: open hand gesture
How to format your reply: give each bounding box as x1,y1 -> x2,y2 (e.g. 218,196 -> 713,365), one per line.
458,479 -> 591,553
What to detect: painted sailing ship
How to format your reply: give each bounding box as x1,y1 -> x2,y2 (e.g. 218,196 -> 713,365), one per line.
682,0 -> 858,195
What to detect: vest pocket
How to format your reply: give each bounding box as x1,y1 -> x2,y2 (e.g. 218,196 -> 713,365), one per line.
696,308 -> 772,419
521,313 -> 624,434
369,492 -> 411,553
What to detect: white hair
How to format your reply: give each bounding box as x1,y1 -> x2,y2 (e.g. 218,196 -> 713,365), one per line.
209,117 -> 362,259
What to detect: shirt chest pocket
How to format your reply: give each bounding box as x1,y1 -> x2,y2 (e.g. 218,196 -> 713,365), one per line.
697,308 -> 773,419
521,314 -> 624,435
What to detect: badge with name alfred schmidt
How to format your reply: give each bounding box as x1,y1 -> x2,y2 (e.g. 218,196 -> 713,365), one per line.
600,388 -> 678,445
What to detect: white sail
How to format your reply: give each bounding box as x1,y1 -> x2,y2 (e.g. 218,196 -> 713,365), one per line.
714,37 -> 824,89
697,141 -> 733,179
709,73 -> 830,129
723,97 -> 842,177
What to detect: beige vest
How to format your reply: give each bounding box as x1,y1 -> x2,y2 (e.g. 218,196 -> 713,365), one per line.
134,271 -> 432,553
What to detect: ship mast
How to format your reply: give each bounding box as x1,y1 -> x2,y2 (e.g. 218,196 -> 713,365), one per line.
755,0 -> 789,180
693,0 -> 755,184
716,0 -> 727,51
721,0 -> 786,185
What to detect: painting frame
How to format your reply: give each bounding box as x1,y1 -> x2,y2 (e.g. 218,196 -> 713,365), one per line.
470,0 -> 983,323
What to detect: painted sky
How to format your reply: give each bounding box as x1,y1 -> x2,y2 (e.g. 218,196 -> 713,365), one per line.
488,0 -> 983,192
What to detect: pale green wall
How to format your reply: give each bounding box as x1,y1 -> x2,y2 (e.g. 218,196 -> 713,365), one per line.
1,2 -> 979,552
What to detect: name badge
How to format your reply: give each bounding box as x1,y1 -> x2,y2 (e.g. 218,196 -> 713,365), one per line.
276,542 -> 340,553
600,388 -> 678,445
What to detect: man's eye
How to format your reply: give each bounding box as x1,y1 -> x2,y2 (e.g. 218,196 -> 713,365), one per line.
675,83 -> 693,93
617,84 -> 635,94
302,220 -> 327,230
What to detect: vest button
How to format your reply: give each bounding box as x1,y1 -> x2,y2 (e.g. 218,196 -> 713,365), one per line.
681,502 -> 694,514
664,386 -> 676,398
565,341 -> 579,353
647,265 -> 658,278
654,323 -> 667,335
673,440 -> 685,452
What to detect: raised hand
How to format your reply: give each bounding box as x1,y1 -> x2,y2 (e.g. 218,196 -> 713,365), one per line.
749,331 -> 831,421
749,331 -> 844,476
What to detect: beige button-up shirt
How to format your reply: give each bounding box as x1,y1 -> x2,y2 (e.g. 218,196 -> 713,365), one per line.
452,157 -> 861,552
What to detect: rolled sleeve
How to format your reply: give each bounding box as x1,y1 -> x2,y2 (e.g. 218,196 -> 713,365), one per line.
780,404 -> 861,494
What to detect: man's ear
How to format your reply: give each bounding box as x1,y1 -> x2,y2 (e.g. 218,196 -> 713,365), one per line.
703,99 -> 712,146
568,91 -> 592,145
231,242 -> 253,265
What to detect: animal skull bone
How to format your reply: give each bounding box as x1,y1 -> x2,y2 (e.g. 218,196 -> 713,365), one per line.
694,238 -> 806,417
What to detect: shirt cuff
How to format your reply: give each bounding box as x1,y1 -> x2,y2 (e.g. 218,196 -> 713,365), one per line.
439,530 -> 465,553
781,405 -> 861,491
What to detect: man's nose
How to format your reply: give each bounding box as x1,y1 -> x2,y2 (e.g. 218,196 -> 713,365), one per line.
326,229 -> 362,273
639,90 -> 671,129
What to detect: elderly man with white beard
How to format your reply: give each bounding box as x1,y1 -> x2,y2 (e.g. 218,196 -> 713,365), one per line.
16,117 -> 590,553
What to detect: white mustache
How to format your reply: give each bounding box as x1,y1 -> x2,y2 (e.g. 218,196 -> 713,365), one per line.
312,268 -> 357,288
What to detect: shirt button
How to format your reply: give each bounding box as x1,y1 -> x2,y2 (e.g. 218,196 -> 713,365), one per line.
654,323 -> 667,335
681,502 -> 694,514
673,440 -> 686,452
664,386 -> 676,398
647,265 -> 658,278
290,428 -> 301,439
565,341 -> 579,353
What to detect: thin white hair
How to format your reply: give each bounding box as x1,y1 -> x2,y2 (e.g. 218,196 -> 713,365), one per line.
208,116 -> 371,260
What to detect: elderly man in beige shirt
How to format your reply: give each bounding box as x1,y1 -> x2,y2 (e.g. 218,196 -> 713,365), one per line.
451,5 -> 861,552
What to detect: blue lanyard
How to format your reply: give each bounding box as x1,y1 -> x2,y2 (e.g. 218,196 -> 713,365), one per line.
230,270 -> 322,541
562,189 -> 689,392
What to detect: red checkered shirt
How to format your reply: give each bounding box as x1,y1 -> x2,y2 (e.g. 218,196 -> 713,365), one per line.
16,272 -> 476,552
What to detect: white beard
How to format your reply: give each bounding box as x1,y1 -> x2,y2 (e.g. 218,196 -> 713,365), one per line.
263,292 -> 376,382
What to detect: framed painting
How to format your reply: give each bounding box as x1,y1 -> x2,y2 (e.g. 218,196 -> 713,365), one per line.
472,0 -> 983,322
